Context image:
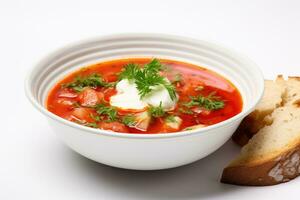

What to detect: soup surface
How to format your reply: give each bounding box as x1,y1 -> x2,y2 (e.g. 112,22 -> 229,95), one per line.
47,58 -> 242,134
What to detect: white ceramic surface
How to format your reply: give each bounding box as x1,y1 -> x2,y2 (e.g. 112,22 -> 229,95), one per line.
25,34 -> 264,170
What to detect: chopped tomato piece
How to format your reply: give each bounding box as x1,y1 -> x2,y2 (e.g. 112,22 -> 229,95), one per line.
78,88 -> 99,107
99,121 -> 129,133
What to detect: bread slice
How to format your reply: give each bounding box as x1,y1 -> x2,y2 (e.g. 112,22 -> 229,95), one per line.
222,76 -> 300,186
232,78 -> 286,146
277,76 -> 300,106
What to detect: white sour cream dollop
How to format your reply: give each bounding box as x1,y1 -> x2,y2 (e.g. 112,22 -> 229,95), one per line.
110,79 -> 177,111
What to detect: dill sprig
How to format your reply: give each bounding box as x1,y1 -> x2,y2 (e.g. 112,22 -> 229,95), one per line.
118,63 -> 140,80
121,115 -> 136,126
118,59 -> 177,100
183,93 -> 225,110
148,102 -> 166,118
63,73 -> 113,92
84,122 -> 98,128
165,115 -> 176,123
94,103 -> 118,122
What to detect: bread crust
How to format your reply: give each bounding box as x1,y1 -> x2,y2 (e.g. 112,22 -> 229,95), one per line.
221,146 -> 300,186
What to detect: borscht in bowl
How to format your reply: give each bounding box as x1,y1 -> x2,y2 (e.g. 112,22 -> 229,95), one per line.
25,34 -> 263,170
47,58 -> 243,134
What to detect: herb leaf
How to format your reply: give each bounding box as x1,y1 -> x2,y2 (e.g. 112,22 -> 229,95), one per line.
165,115 -> 176,123
118,59 -> 177,100
143,59 -> 163,73
164,83 -> 177,101
89,113 -> 101,122
122,115 -> 136,126
84,122 -> 98,128
63,73 -> 113,92
183,93 -> 225,110
94,103 -> 118,122
118,63 -> 140,81
149,102 -> 165,118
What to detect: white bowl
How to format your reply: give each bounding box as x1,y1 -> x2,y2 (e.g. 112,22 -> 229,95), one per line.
25,33 -> 264,170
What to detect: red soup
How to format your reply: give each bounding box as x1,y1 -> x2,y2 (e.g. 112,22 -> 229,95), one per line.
47,58 -> 243,134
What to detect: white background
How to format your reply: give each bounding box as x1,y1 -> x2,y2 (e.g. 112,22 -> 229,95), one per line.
1,0 -> 300,199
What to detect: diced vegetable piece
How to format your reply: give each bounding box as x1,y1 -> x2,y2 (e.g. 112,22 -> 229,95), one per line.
78,88 -> 99,107
183,124 -> 206,131
165,116 -> 182,130
72,107 -> 92,122
57,88 -> 78,98
99,121 -> 129,132
134,111 -> 151,131
191,107 -> 211,115
56,98 -> 75,106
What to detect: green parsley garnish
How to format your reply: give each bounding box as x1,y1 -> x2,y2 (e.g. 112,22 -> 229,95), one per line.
89,113 -> 101,122
84,122 -> 98,128
74,120 -> 98,128
148,102 -> 165,118
63,73 -> 113,92
183,93 -> 225,110
94,103 -> 118,122
122,115 -> 136,126
118,59 -> 177,100
118,63 -> 140,80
